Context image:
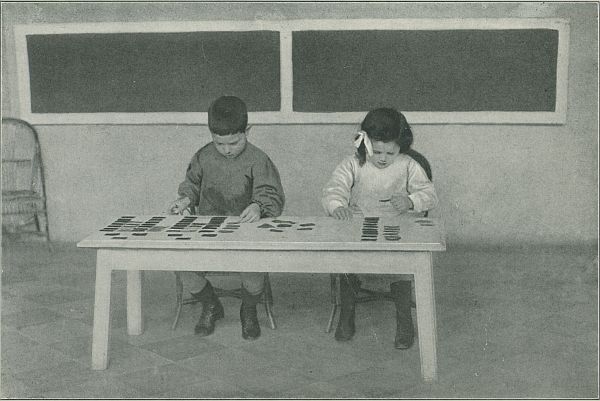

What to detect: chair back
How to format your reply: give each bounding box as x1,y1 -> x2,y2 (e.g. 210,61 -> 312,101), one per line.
405,148 -> 433,217
405,148 -> 432,181
1,118 -> 45,196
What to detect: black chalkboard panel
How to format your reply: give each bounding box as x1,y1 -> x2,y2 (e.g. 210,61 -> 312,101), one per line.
27,31 -> 280,113
292,30 -> 558,112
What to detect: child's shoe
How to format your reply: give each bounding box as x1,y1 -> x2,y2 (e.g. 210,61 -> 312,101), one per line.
192,281 -> 224,336
335,274 -> 358,341
391,281 -> 414,349
240,289 -> 262,340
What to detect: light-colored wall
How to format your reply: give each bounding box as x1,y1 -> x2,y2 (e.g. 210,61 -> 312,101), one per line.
2,2 -> 598,246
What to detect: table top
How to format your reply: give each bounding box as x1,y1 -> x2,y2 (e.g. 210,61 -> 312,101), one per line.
77,214 -> 446,252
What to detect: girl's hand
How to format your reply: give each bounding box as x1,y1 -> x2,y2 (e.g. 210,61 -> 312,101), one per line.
390,195 -> 413,214
167,197 -> 191,215
332,206 -> 353,220
238,203 -> 261,223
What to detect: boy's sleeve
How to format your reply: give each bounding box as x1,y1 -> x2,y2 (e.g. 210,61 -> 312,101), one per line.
321,157 -> 356,216
251,156 -> 285,218
177,153 -> 203,207
406,159 -> 439,213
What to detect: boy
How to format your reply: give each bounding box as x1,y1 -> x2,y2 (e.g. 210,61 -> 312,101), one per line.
168,96 -> 285,340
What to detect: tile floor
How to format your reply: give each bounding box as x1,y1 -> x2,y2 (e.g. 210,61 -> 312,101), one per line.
1,240 -> 598,398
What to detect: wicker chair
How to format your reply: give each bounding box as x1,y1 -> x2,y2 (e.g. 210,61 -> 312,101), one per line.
1,118 -> 50,242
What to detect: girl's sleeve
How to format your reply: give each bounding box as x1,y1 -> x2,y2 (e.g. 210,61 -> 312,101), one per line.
177,153 -> 203,206
251,157 -> 285,218
321,157 -> 356,215
406,159 -> 439,213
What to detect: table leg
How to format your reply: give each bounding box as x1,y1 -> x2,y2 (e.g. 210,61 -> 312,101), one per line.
414,252 -> 438,382
91,255 -> 112,370
127,270 -> 143,335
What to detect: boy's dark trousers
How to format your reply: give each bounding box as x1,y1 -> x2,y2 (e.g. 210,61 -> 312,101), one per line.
186,272 -> 264,340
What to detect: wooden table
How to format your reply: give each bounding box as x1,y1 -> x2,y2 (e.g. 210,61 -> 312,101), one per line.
77,214 -> 446,381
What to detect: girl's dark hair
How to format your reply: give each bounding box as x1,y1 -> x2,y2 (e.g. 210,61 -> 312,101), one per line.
356,108 -> 413,166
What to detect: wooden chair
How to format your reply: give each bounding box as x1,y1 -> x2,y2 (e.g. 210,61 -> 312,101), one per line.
172,271 -> 276,330
1,118 -> 50,243
325,149 -> 432,333
171,207 -> 276,331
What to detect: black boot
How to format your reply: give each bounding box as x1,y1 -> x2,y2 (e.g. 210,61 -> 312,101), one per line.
391,281 -> 414,349
240,288 -> 262,340
192,281 -> 224,337
335,274 -> 360,341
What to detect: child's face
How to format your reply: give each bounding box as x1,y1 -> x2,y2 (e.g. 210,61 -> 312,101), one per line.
368,140 -> 400,169
211,132 -> 247,159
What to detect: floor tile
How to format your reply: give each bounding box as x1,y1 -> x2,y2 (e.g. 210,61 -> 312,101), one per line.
36,270 -> 96,291
224,365 -> 315,397
240,331 -> 377,381
1,265 -> 39,284
1,281 -> 71,298
22,287 -> 92,305
1,307 -> 63,329
111,316 -> 195,346
1,329 -> 40,350
493,351 -> 598,397
44,299 -> 96,322
11,360 -> 99,394
46,335 -> 126,362
45,299 -> 129,328
0,373 -> 41,398
42,375 -> 148,398
326,365 -> 422,398
273,380 -> 368,399
139,334 -> 226,361
177,347 -> 278,377
178,347 -> 314,396
574,326 -> 598,345
155,376 -> 256,398
118,363 -> 205,396
17,318 -> 92,344
45,334 -> 172,375
534,309 -> 597,338
1,343 -> 74,375
0,295 -> 43,316
428,366 -> 535,398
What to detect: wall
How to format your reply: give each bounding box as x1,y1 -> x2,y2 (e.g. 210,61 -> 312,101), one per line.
1,2 -> 598,246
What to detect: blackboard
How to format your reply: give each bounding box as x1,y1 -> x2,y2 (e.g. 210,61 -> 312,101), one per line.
26,31 -> 280,113
292,29 -> 559,112
16,20 -> 568,124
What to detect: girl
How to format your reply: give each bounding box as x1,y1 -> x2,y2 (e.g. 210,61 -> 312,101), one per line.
321,108 -> 438,349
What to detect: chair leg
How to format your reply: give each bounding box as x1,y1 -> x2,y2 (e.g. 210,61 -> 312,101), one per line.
172,272 -> 184,330
36,212 -> 53,251
173,273 -> 278,331
263,274 -> 276,330
326,274 -> 339,333
39,212 -> 50,238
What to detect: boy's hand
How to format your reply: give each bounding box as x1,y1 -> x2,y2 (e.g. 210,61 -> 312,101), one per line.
390,195 -> 413,214
167,197 -> 191,215
332,206 -> 353,220
238,203 -> 261,223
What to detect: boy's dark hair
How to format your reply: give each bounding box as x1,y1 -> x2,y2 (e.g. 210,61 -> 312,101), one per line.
208,96 -> 248,136
356,108 -> 413,166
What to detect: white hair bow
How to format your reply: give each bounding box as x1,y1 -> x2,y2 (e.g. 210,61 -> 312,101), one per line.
353,130 -> 373,157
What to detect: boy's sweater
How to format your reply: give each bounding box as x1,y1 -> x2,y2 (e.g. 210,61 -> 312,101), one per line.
178,142 -> 285,217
